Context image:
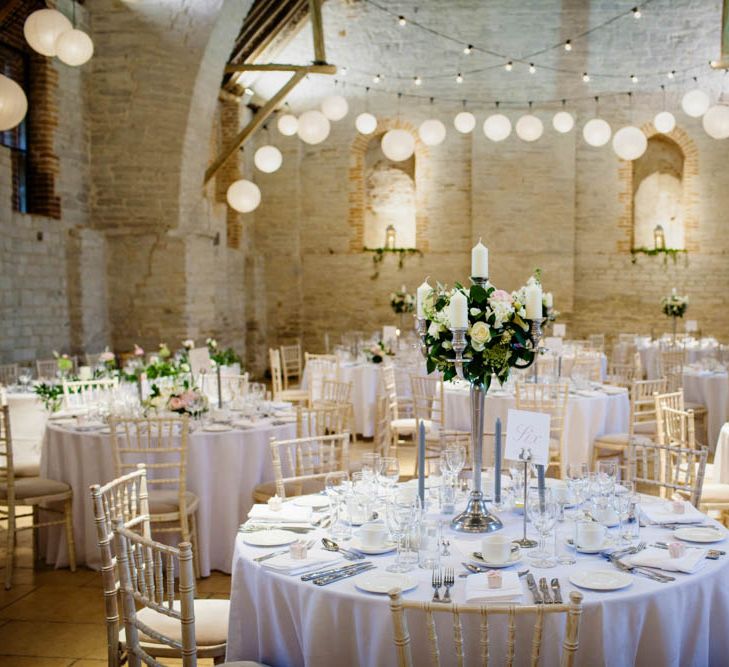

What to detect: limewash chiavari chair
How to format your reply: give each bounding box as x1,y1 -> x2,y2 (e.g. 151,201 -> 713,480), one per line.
382,362 -> 417,454
629,408 -> 707,507
588,333 -> 605,352
304,352 -> 339,402
36,357 -> 59,379
388,588 -> 584,667
374,395 -> 392,458
295,403 -> 350,439
654,389 -> 685,446
279,341 -> 303,390
113,521 -> 244,667
0,402 -> 76,589
109,416 -> 201,579
569,354 -> 602,382
62,376 -> 119,409
515,382 -> 569,477
0,363 -> 19,386
269,348 -> 309,406
592,378 -> 667,471
605,362 -> 636,389
315,378 -> 357,442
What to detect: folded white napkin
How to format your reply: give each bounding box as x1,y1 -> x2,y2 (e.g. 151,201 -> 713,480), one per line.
261,550 -> 341,575
248,504 -> 313,524
641,501 -> 705,525
465,571 -> 523,603
602,385 -> 627,395
626,546 -> 707,574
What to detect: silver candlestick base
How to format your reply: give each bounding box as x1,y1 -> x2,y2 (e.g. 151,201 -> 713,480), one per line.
416,316 -> 428,358
525,317 -> 547,383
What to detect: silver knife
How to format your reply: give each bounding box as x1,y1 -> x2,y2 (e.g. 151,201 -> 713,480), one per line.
526,573 -> 543,604
301,561 -> 366,582
539,577 -> 553,604
313,563 -> 375,586
550,578 -> 563,604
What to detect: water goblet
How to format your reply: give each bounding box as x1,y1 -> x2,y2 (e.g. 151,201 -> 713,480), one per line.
378,457 -> 400,498
526,489 -> 558,568
385,499 -> 416,573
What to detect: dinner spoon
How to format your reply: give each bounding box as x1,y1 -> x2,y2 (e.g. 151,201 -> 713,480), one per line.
321,537 -> 365,560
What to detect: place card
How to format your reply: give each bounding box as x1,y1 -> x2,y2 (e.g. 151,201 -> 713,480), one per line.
504,409 -> 551,466
189,347 -> 212,376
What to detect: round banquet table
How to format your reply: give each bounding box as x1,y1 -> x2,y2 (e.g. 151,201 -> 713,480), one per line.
711,422 -> 729,484
226,502 -> 729,666
638,339 -> 721,380
443,383 -> 630,468
682,369 -> 729,449
39,419 -> 296,576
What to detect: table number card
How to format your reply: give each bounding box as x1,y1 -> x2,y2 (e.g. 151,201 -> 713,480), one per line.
382,325 -> 398,345
552,323 -> 566,338
189,347 -> 212,376
504,409 -> 551,465
544,336 -> 563,354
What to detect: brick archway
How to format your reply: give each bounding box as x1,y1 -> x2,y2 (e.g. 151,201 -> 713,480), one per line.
617,124 -> 699,253
348,119 -> 431,252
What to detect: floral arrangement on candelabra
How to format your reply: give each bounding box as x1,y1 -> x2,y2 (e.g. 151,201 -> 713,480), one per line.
206,338 -> 242,368
53,351 -> 74,376
145,382 -> 208,418
661,289 -> 689,340
389,287 -> 415,315
98,349 -> 117,372
366,340 -> 395,364
34,382 -> 64,412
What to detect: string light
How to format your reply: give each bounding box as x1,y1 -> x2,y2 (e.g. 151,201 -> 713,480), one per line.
397,15 -> 406,26
582,72 -> 590,82
340,66 -> 347,76
564,40 -> 572,52
505,61 -> 513,72
456,72 -> 463,84
529,63 -> 536,74
631,74 -> 639,83
632,7 -> 641,18
667,70 -> 676,79
463,44 -> 473,55
413,76 -> 422,86
372,73 -> 381,83
710,60 -> 719,68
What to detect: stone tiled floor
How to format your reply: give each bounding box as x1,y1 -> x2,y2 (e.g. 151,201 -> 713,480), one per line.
0,439 -> 412,665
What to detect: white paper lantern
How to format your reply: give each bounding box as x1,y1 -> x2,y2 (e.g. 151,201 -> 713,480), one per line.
653,111 -> 676,134
612,126 -> 647,160
24,9 -> 71,56
583,118 -> 612,147
453,111 -> 476,134
0,74 -> 28,131
419,119 -> 446,146
515,114 -> 543,142
321,95 -> 349,121
381,129 -> 415,161
681,89 -> 710,118
277,114 -> 298,136
226,179 -> 261,213
483,114 -> 511,142
702,104 -> 729,139
297,110 -> 330,145
254,145 -> 283,173
552,111 -> 574,133
55,28 -> 94,66
355,112 -> 377,134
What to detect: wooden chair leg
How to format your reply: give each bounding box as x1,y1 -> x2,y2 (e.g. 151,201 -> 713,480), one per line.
190,512 -> 201,580
32,505 -> 39,564
5,511 -> 15,590
63,498 -> 77,572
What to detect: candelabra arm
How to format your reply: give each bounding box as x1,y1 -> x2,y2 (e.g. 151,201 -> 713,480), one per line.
416,317 -> 429,359
450,327 -> 467,380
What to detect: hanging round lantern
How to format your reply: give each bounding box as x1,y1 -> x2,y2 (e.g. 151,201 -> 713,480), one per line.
653,111 -> 676,133
24,8 -> 72,56
702,105 -> 729,139
297,110 -> 330,145
419,119 -> 446,146
381,129 -> 415,161
582,118 -> 612,147
612,126 -> 647,160
277,114 -> 298,136
226,179 -> 261,213
552,111 -> 574,133
355,112 -> 377,134
515,114 -> 543,142
254,145 -> 283,173
681,89 -> 710,118
321,95 -> 349,121
483,114 -> 511,142
453,111 -> 476,134
0,74 -> 28,131
55,28 -> 94,66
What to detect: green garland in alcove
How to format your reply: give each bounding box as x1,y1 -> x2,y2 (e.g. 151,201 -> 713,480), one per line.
363,247 -> 424,279
630,247 -> 688,266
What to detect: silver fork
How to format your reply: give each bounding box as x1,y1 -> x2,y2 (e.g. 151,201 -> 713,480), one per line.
431,568 -> 442,602
442,568 -> 454,602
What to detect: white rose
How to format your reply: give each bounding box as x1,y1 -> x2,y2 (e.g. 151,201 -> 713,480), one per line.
470,307 -> 481,316
428,321 -> 443,337
469,321 -> 491,351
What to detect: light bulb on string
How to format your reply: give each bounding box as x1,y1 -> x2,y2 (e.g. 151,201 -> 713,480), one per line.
553,101 -> 574,133
632,7 -> 641,19
582,72 -> 590,82
463,44 -> 473,54
455,73 -> 463,84
667,71 -> 675,79
710,60 -> 719,68
454,101 -> 475,134
372,74 -> 381,84
398,15 -> 406,26
529,63 -> 536,74
505,61 -> 513,72
564,40 -> 572,52
340,66 -> 348,76
583,96 -> 612,147
413,76 -> 422,86
483,102 -> 511,142
654,85 -> 675,133
631,74 -> 639,83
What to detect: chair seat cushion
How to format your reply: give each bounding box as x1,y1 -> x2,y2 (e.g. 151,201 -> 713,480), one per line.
391,418 -> 432,433
253,478 -> 325,503
148,490 -> 199,515
0,476 -> 70,500
13,459 -> 41,477
594,433 -> 654,447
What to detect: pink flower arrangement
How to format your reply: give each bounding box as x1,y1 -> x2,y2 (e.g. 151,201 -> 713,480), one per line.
99,350 -> 115,363
133,344 -> 144,357
168,396 -> 184,411
490,289 -> 511,303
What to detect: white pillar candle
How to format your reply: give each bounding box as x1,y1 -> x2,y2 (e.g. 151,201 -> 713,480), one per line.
79,366 -> 92,380
544,292 -> 553,309
525,282 -> 543,319
449,290 -> 468,328
417,278 -> 431,318
471,239 -> 489,278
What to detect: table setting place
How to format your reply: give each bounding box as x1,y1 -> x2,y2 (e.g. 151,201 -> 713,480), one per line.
237,450 -> 727,606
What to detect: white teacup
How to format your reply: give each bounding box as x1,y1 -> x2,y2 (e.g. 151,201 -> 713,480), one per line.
575,521 -> 607,550
358,521 -> 388,548
481,534 -> 516,564
211,408 -> 230,422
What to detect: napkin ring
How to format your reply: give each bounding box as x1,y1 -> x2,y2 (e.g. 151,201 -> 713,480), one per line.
267,495 -> 283,512
671,500 -> 685,514
487,570 -> 502,589
668,542 -> 685,558
290,540 -> 308,560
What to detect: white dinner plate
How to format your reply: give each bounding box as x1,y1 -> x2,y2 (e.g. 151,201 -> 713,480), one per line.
242,529 -> 300,547
292,494 -> 330,509
349,537 -> 397,555
673,527 -> 726,544
355,572 -> 418,595
568,568 -> 632,591
471,550 -> 523,569
74,423 -> 106,432
203,423 -> 233,432
565,537 -> 614,554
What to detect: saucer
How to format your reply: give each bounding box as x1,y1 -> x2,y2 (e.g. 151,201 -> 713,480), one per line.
350,537 -> 397,555
292,494 -> 330,510
470,550 -> 522,569
569,568 -> 632,591
673,527 -> 726,544
565,537 -> 614,554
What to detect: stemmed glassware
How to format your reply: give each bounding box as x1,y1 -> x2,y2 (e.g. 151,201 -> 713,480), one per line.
18,366 -> 33,391
385,498 -> 416,573
526,489 -> 558,568
378,457 -> 400,499
360,452 -> 382,493
614,481 -> 638,544
566,463 -> 589,516
325,471 -> 352,541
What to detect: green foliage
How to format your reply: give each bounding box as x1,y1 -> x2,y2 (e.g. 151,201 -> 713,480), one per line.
363,247 -> 424,279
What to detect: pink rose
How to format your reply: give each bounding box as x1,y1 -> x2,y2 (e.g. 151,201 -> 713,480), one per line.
134,344 -> 144,357
491,289 -> 511,303
99,351 -> 115,363
168,396 -> 184,411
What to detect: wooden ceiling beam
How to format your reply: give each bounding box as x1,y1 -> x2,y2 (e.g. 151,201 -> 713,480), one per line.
225,63 -> 336,74
718,0 -> 729,69
0,0 -> 25,26
308,0 -> 326,64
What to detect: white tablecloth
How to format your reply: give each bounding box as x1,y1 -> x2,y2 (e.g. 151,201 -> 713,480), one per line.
40,420 -> 296,576
226,504 -> 729,666
443,384 -> 630,468
682,369 -> 729,449
6,391 -> 47,466
639,340 -> 721,380
712,423 -> 729,484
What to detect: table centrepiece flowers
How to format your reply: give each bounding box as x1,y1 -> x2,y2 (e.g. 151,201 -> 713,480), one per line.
366,340 -> 395,364
661,288 -> 689,339
390,286 -> 415,315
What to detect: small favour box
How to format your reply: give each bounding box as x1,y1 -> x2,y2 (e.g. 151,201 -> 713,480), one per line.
487,570 -> 502,589
668,542 -> 686,559
671,501 -> 686,515
267,495 -> 283,512
289,540 -> 308,560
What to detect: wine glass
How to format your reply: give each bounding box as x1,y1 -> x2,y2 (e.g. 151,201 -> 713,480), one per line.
526,489 -> 558,568
385,499 -> 416,573
325,471 -> 351,541
614,480 -> 637,544
566,463 -> 589,514
444,444 -> 466,476
18,365 -> 33,391
378,457 -> 400,498
596,460 -> 618,496
361,452 -> 382,484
